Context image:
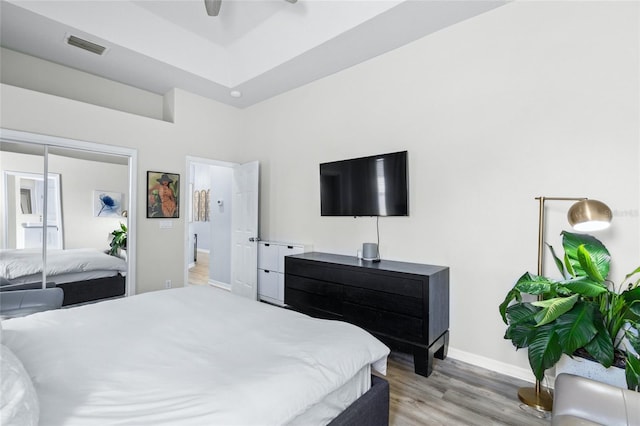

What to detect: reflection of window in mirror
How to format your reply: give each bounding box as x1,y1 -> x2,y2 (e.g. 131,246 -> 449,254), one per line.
20,188 -> 33,214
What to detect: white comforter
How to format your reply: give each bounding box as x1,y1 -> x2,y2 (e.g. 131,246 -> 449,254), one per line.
0,248 -> 126,280
1,286 -> 389,425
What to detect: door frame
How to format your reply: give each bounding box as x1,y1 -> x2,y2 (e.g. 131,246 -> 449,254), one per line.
0,128 -> 138,296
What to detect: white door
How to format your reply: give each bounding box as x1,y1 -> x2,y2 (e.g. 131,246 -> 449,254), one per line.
230,161 -> 259,299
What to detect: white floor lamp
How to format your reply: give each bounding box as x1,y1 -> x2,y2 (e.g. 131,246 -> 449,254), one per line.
518,196 -> 613,412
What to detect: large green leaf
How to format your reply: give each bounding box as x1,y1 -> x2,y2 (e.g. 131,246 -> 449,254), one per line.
625,323 -> 640,355
583,319 -> 614,367
624,266 -> 640,285
576,244 -> 605,283
564,252 -> 575,277
547,243 -> 566,277
532,294 -> 579,326
499,287 -> 521,324
624,286 -> 640,304
514,273 -> 555,295
561,231 -> 610,279
563,278 -> 608,297
554,302 -> 598,355
625,354 -> 640,391
623,287 -> 640,319
527,324 -> 562,381
504,304 -> 539,348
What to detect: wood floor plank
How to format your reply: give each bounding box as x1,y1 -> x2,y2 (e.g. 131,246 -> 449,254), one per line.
382,352 -> 551,425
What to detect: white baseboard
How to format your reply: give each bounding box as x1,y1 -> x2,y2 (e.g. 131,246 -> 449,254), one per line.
447,347 -> 538,385
209,279 -> 230,291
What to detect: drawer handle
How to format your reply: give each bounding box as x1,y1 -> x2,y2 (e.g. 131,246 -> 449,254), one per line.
287,245 -> 294,249
264,270 -> 270,273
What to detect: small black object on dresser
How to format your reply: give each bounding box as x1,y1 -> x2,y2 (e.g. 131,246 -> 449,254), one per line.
285,252 -> 449,377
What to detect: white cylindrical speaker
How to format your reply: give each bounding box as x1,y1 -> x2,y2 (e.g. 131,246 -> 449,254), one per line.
362,243 -> 378,260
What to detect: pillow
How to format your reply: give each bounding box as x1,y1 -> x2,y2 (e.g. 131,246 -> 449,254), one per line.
0,344 -> 39,426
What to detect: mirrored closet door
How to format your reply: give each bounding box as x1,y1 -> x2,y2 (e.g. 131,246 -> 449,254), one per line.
0,130 -> 137,303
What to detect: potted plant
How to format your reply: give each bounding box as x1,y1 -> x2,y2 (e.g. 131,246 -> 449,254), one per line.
499,231 -> 640,391
108,223 -> 128,257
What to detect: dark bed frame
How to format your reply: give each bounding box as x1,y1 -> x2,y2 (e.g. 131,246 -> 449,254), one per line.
1,274 -> 126,306
56,274 -> 126,306
329,375 -> 390,426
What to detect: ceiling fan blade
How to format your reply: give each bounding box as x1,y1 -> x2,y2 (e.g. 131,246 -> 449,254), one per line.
285,0 -> 297,3
204,0 -> 222,16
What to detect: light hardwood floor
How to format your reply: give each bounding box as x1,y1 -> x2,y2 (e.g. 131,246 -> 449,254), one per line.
190,257 -> 550,425
188,251 -> 209,285
382,352 -> 551,425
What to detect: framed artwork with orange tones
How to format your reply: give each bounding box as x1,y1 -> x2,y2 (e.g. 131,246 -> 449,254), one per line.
147,171 -> 180,218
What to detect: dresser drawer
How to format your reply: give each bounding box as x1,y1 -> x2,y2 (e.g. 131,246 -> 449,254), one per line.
258,269 -> 279,300
287,260 -> 423,298
343,287 -> 423,318
285,287 -> 343,317
343,302 -> 424,341
258,243 -> 279,271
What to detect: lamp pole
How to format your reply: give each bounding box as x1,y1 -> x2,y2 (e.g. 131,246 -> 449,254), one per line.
520,197 -> 587,411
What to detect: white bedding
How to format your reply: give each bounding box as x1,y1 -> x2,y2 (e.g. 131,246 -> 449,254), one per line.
0,248 -> 126,280
1,286 -> 389,425
3,270 -> 121,287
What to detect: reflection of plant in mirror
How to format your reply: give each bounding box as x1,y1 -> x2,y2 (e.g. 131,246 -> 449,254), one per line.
108,223 -> 127,257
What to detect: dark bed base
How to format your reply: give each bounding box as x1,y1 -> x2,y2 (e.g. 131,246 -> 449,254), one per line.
56,274 -> 126,306
1,274 -> 126,306
328,375 -> 389,426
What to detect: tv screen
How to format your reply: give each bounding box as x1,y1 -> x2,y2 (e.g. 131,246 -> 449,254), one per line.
320,151 -> 408,216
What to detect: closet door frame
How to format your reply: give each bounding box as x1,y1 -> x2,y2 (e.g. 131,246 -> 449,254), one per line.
0,128 -> 138,297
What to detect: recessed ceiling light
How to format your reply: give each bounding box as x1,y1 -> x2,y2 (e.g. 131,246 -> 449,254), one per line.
230,90 -> 242,98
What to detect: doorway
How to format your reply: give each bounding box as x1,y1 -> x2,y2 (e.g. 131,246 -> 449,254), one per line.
186,159 -> 234,288
184,156 -> 259,300
4,171 -> 63,249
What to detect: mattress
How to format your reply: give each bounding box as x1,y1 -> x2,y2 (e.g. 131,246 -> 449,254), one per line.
0,248 -> 126,283
1,285 -> 389,425
290,365 -> 370,425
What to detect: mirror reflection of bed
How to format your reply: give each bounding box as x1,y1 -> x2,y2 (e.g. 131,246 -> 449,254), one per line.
1,140 -> 132,307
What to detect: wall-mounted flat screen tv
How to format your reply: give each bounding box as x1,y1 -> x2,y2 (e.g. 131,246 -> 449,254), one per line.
320,151 -> 408,216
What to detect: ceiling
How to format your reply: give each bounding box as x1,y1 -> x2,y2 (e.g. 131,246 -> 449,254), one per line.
0,0 -> 506,108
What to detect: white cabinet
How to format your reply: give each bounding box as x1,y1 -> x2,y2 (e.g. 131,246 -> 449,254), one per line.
258,241 -> 309,306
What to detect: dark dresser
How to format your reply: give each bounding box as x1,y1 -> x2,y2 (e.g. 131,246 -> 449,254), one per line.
285,252 -> 449,376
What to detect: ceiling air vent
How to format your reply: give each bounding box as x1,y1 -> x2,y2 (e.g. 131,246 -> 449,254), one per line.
66,35 -> 107,55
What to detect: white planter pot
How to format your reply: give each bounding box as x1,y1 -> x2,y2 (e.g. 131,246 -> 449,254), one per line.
555,354 -> 626,389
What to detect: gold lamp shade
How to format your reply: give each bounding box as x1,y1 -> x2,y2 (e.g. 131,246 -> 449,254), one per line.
567,199 -> 613,232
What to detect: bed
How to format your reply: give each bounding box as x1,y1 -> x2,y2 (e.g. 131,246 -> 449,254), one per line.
0,285 -> 390,425
0,248 -> 127,306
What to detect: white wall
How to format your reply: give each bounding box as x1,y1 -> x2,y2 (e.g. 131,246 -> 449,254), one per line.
241,1 -> 639,380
